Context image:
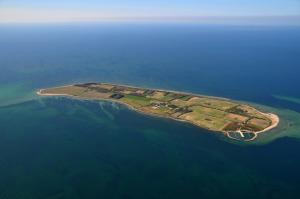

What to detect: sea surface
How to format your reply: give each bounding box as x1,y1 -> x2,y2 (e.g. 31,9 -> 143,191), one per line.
0,23 -> 300,199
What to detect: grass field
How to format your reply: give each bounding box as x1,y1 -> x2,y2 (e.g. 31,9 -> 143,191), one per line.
121,95 -> 152,107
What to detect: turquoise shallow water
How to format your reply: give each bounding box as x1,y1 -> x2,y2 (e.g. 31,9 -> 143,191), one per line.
0,23 -> 300,198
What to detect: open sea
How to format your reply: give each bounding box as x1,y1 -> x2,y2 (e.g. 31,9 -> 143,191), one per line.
0,23 -> 300,199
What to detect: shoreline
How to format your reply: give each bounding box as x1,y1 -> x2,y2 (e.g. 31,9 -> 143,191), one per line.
225,111 -> 280,141
37,86 -> 280,142
104,82 -> 232,101
37,89 -> 219,131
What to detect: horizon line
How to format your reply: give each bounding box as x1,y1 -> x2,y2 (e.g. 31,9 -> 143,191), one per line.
1,15 -> 300,25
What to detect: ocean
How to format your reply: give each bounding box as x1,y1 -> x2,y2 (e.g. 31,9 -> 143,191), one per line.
0,23 -> 300,198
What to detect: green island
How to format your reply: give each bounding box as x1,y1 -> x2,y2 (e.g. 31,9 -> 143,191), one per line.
37,83 -> 279,141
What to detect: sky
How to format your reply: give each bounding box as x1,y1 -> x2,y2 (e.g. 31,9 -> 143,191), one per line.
0,0 -> 299,23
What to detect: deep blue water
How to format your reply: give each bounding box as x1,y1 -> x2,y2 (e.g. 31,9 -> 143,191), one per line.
0,23 -> 300,198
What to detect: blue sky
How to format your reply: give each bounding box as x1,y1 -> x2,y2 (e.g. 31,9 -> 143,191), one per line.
0,0 -> 299,23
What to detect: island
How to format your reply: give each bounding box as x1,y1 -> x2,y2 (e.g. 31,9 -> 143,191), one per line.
37,83 -> 279,141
